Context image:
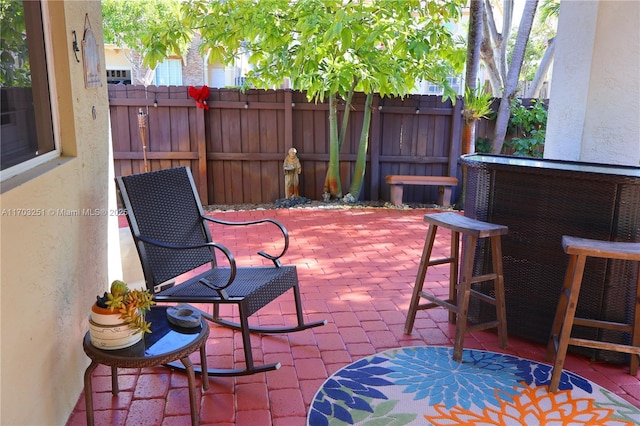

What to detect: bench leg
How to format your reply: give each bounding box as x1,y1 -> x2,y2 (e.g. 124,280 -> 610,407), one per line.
389,184 -> 404,207
438,186 -> 453,207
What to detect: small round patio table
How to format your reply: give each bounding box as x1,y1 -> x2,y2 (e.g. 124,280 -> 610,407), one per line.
82,306 -> 209,426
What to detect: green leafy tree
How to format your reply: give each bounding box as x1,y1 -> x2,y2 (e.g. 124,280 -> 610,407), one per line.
101,0 -> 187,84
0,0 -> 30,86
142,0 -> 466,201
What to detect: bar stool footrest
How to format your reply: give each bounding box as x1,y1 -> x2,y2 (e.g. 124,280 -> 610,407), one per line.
568,337 -> 640,355
419,294 -> 458,313
466,320 -> 501,333
572,317 -> 634,333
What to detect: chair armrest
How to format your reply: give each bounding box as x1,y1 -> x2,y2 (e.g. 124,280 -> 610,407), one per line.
203,215 -> 289,267
135,234 -> 237,290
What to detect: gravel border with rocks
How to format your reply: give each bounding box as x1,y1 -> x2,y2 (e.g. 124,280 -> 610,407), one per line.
203,196 -> 452,213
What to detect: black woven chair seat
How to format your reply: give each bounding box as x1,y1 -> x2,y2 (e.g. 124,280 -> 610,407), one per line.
156,266 -> 297,317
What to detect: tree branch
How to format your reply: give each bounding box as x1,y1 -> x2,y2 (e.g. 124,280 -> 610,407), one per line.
481,6 -> 503,95
526,36 -> 554,98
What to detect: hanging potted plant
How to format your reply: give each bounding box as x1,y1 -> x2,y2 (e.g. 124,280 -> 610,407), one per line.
89,280 -> 155,350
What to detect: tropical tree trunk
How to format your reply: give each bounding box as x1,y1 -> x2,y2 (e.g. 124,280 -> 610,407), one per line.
459,0 -> 486,210
461,120 -> 477,154
323,94 -> 342,199
465,0 -> 484,95
491,0 -> 539,154
481,3 -> 503,96
463,0 -> 484,155
345,93 -> 373,201
526,36 -> 555,98
338,85 -> 356,151
499,0 -> 514,82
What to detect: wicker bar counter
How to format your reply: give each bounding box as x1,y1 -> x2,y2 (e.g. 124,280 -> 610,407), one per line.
460,154 -> 640,362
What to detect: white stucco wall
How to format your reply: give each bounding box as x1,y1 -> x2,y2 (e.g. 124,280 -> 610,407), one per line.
0,2 -> 112,425
545,0 -> 640,166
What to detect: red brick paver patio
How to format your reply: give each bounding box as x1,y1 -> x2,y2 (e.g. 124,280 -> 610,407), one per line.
66,206 -> 640,425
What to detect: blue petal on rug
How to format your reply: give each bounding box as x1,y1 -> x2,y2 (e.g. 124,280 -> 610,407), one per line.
307,346 -> 640,425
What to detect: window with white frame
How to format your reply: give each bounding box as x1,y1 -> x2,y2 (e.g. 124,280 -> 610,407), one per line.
424,76 -> 462,96
0,0 -> 57,176
106,68 -> 132,85
154,59 -> 183,86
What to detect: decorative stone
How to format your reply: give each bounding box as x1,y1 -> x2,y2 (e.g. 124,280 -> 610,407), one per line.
167,304 -> 202,328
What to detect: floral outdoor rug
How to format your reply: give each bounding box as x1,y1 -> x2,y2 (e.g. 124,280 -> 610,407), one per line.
308,346 -> 640,425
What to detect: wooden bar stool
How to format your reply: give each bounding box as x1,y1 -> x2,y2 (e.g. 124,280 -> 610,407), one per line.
546,236 -> 640,392
404,212 -> 509,362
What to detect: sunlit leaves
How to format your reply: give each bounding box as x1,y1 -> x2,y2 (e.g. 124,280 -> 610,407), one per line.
142,0 -> 466,101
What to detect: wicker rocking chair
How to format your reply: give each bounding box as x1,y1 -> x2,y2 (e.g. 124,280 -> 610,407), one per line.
116,166 -> 326,376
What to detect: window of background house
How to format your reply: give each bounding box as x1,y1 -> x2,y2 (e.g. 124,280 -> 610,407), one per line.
106,68 -> 132,85
0,0 -> 57,176
424,76 -> 462,96
154,59 -> 182,86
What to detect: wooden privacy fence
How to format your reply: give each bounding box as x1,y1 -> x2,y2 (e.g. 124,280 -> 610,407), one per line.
109,86 -> 464,205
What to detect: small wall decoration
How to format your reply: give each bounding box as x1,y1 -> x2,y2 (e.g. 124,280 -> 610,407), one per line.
82,14 -> 102,89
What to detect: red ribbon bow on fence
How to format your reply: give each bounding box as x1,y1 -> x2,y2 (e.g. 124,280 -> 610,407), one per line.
188,85 -> 210,110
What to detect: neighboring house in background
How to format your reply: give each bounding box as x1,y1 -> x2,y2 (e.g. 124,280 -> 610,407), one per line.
104,33 -> 250,88
104,43 -> 133,84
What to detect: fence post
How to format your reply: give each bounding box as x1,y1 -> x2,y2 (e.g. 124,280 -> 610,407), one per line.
284,90 -> 293,151
195,106 -> 208,204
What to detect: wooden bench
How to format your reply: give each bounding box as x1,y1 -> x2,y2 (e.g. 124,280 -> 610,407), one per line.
386,175 -> 458,207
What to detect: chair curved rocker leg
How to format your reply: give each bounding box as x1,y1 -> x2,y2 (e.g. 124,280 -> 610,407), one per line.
208,284 -> 328,334
165,360 -> 282,377
166,292 -> 326,377
165,309 -> 284,377
206,311 -> 328,334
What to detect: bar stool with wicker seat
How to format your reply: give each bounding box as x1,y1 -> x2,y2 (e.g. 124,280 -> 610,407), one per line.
546,236 -> 640,393
404,212 -> 509,362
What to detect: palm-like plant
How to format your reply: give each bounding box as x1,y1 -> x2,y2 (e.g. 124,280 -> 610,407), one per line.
461,84 -> 493,155
463,84 -> 493,124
